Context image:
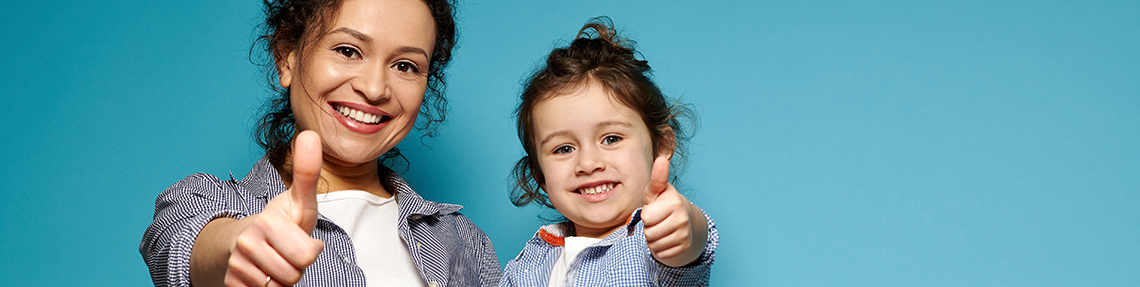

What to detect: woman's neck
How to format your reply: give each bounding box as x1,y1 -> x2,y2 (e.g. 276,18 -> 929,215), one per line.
318,157 -> 390,198
282,155 -> 391,199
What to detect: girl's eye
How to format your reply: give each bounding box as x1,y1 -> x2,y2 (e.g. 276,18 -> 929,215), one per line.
602,135 -> 623,145
334,46 -> 361,59
394,61 -> 420,74
553,145 -> 574,155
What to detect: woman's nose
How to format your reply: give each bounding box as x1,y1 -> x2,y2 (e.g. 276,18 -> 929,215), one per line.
354,64 -> 390,102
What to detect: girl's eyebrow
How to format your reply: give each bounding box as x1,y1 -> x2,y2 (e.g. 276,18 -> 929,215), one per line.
539,121 -> 633,146
539,130 -> 571,146
594,120 -> 633,130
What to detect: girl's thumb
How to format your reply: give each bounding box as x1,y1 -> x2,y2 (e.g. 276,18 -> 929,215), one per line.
644,156 -> 670,203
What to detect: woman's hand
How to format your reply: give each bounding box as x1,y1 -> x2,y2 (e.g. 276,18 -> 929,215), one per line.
191,131 -> 325,287
641,156 -> 710,267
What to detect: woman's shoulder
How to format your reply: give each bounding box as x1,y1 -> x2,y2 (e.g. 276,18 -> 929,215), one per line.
163,172 -> 231,195
164,157 -> 282,196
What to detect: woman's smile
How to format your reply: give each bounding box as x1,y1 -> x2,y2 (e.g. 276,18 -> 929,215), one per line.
329,101 -> 390,134
279,0 -> 436,164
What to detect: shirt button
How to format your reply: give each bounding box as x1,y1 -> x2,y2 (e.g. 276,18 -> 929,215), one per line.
416,242 -> 423,249
411,214 -> 422,220
428,282 -> 440,287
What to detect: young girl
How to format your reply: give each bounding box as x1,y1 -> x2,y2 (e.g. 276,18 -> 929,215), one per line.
501,17 -> 718,286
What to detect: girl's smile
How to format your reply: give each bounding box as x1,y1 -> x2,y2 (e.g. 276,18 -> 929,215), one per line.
573,181 -> 619,203
532,79 -> 659,239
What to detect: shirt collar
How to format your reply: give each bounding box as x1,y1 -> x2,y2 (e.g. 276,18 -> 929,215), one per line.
240,154 -> 463,217
537,208 -> 643,247
242,155 -> 287,200
383,166 -> 463,217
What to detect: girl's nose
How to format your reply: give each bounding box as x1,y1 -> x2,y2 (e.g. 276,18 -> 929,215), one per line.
354,64 -> 391,102
575,146 -> 606,175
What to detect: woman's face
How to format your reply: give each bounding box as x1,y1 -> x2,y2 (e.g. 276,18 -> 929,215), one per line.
280,0 -> 436,165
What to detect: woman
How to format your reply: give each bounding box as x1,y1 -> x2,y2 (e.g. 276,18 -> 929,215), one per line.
139,0 -> 500,286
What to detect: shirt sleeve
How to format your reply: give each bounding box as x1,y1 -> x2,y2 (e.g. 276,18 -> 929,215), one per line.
476,226 -> 503,287
655,206 -> 718,286
138,173 -> 251,287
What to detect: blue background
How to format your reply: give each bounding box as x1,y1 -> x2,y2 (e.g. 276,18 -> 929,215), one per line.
2,0 -> 1137,286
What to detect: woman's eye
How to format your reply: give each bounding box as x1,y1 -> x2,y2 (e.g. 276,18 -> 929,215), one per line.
602,135 -> 623,145
553,145 -> 574,155
334,46 -> 360,59
394,61 -> 420,74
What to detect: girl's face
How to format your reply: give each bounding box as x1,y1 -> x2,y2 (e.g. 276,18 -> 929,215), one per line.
532,80 -> 661,239
280,0 -> 436,165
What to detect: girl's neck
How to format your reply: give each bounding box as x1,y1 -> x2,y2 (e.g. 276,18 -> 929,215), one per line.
572,222 -> 624,239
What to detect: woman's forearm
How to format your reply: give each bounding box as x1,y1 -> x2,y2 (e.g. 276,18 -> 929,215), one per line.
190,217 -> 251,287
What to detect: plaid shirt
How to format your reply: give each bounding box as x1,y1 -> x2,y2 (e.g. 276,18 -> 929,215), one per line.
499,208 -> 718,287
140,156 -> 501,287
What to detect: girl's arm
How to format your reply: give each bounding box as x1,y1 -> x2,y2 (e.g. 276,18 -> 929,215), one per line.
642,157 -> 711,267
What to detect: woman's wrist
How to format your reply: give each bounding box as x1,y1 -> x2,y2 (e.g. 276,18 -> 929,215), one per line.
190,216 -> 251,287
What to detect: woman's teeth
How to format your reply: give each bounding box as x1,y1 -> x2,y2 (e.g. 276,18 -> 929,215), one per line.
336,105 -> 382,124
577,183 -> 616,195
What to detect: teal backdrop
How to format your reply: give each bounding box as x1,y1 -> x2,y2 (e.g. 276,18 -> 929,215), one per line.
2,0 -> 1138,286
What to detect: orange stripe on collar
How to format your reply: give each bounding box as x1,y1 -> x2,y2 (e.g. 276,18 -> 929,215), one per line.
541,210 -> 641,245
626,210 -> 640,236
539,228 -> 565,246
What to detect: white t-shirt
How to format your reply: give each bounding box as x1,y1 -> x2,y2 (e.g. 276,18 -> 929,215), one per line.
548,236 -> 602,287
317,190 -> 427,287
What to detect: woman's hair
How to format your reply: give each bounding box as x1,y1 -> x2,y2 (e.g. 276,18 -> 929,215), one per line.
251,0 -> 457,170
510,16 -> 697,209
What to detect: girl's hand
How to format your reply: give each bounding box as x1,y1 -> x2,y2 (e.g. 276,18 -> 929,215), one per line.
641,156 -> 710,267
222,131 -> 325,287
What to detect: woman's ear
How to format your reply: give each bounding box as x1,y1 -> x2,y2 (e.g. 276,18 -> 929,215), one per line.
278,51 -> 298,88
657,125 -> 676,161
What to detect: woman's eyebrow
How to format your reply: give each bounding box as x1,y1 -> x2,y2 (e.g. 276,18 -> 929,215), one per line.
328,27 -> 372,44
395,46 -> 430,59
328,27 -> 429,59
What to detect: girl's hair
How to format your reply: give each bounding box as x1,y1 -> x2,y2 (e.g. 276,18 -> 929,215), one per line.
251,0 -> 457,171
510,17 -> 697,209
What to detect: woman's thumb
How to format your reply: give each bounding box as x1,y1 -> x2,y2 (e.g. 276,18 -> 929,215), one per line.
289,130 -> 322,234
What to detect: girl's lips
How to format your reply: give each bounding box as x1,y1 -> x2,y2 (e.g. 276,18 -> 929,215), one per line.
328,102 -> 390,134
576,182 -> 620,203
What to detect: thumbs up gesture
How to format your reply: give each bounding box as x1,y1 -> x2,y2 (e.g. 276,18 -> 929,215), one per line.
221,131 -> 325,287
641,156 -> 710,267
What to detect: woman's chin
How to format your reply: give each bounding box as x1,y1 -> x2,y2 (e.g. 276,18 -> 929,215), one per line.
324,145 -> 388,165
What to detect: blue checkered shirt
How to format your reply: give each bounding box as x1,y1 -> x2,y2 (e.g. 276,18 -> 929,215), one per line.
499,208 -> 717,287
140,156 -> 502,286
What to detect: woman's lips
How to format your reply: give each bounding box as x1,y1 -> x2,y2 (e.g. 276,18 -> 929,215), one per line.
328,101 -> 389,134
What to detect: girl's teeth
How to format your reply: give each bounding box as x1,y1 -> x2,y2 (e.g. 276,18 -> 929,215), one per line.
579,183 -> 614,195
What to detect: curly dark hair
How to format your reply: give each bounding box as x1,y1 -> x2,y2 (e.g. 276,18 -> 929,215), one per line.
510,17 -> 697,209
251,0 -> 457,171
